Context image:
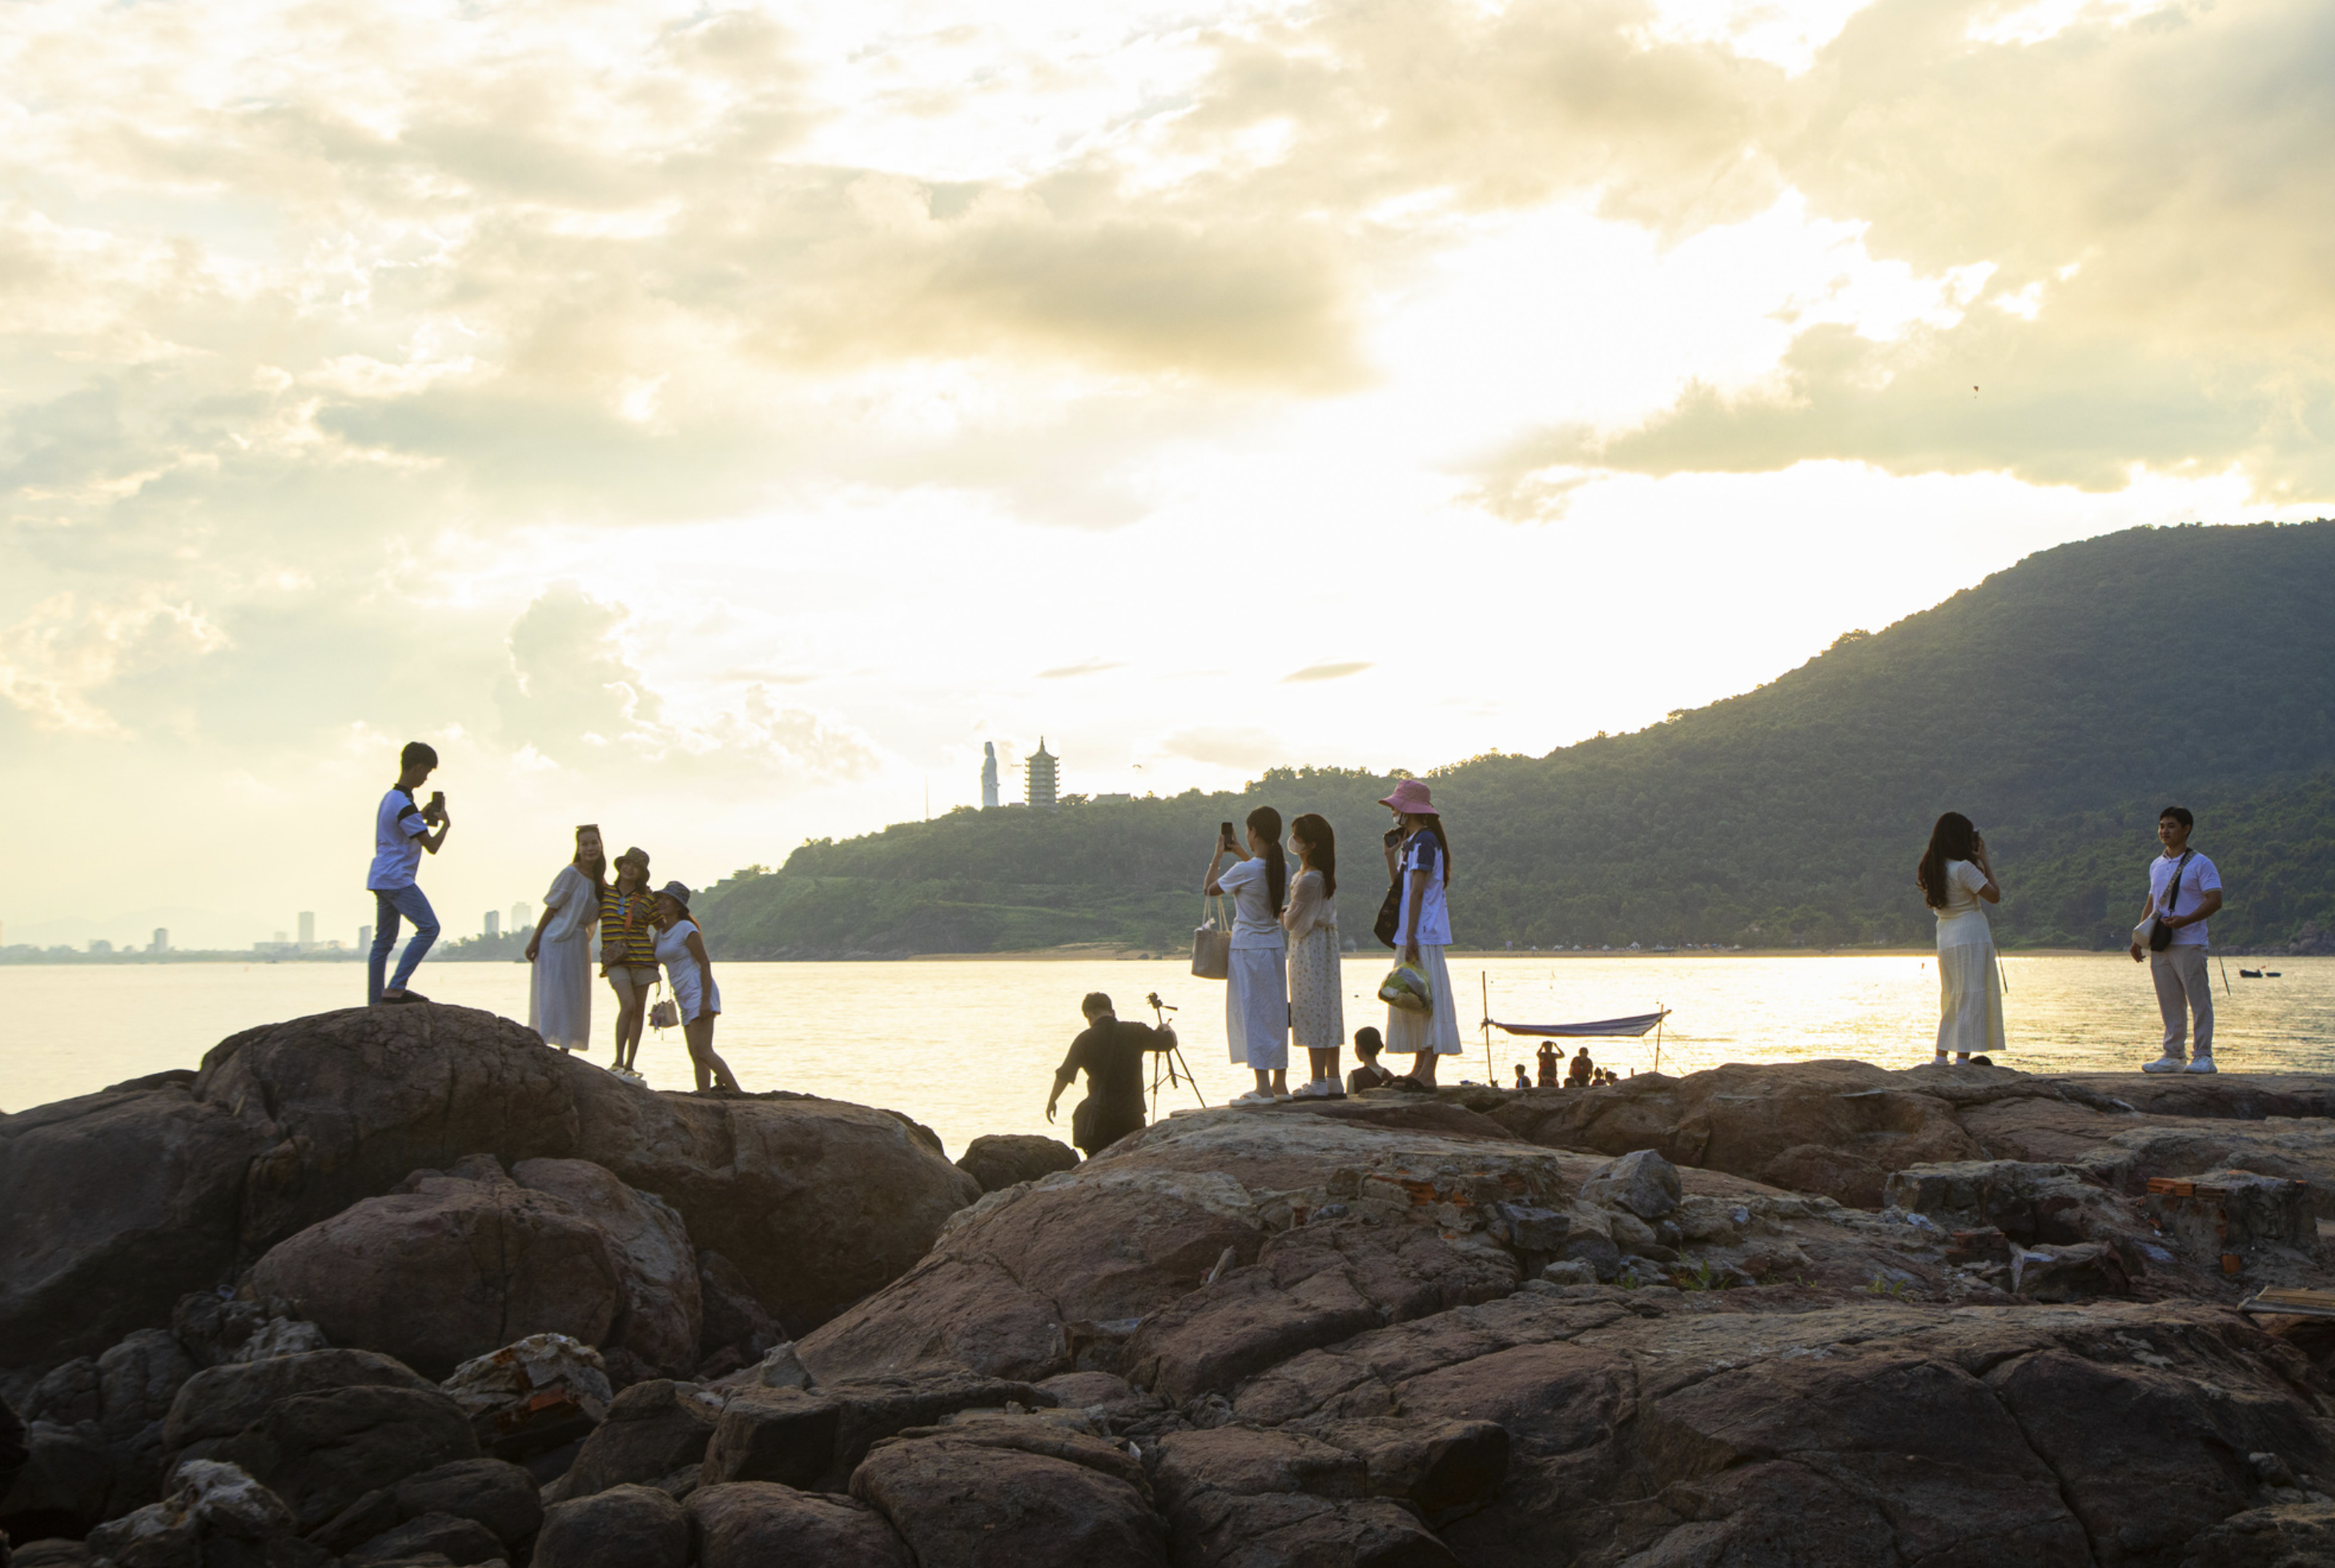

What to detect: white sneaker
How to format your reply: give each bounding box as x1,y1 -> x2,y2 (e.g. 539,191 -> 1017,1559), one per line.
2184,1055 -> 2218,1074
2141,1052 -> 2186,1073
1233,1090 -> 1276,1106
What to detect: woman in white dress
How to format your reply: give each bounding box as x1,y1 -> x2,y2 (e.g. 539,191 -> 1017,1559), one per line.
654,881 -> 741,1092
1283,812 -> 1345,1100
1916,811 -> 2004,1065
1381,779 -> 1461,1086
1206,806 -> 1289,1106
525,824 -> 603,1052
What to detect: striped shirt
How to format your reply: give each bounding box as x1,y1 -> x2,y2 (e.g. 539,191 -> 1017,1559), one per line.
599,886 -> 658,966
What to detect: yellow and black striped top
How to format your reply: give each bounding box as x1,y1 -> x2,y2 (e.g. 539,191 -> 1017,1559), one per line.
599,886 -> 658,966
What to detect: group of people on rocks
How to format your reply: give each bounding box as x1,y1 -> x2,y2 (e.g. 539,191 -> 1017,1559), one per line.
1919,802 -> 2225,1074
1203,777 -> 1460,1105
364,741 -> 740,1092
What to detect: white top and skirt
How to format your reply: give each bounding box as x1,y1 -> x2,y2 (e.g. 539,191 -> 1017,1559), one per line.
657,919 -> 722,1022
1216,855 -> 1289,1071
1934,859 -> 2005,1057
1284,869 -> 1344,1051
1386,830 -> 1462,1056
528,865 -> 597,1050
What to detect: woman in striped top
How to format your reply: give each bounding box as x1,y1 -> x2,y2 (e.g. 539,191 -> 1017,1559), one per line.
601,846 -> 661,1077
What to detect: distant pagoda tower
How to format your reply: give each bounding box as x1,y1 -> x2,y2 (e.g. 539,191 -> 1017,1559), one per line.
1024,737 -> 1058,810
981,742 -> 1001,810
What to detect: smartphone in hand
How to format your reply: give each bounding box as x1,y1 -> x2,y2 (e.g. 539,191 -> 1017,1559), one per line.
1220,820 -> 1235,848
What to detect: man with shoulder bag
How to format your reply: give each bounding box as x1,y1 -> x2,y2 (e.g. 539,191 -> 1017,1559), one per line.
2129,806 -> 2224,1074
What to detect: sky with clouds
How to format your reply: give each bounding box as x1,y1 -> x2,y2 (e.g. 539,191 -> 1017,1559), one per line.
5,0 -> 2330,949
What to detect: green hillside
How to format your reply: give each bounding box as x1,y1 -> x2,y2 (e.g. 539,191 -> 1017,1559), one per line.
696,522 -> 2335,958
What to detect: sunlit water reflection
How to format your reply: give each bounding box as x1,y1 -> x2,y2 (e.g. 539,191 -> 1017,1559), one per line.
6,954 -> 2329,1156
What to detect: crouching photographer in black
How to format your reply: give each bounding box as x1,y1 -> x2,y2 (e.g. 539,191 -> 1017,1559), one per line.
1046,991 -> 1181,1158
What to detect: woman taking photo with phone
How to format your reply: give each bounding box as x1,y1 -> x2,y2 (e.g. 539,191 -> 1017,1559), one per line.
1283,813 -> 1344,1099
654,881 -> 741,1092
1381,780 -> 1461,1086
1916,811 -> 2003,1066
1206,806 -> 1289,1105
526,823 -> 604,1053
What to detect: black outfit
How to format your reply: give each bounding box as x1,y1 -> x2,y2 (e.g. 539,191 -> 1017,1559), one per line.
1056,1018 -> 1176,1156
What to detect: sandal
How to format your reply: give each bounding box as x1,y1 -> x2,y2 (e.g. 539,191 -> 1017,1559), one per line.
380,990 -> 430,1005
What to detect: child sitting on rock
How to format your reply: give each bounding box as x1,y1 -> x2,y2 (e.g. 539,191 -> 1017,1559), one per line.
1347,1027 -> 1398,1093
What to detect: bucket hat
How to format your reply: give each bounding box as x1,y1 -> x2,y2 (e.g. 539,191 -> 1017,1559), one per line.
657,880 -> 693,909
1377,779 -> 1438,816
616,846 -> 651,873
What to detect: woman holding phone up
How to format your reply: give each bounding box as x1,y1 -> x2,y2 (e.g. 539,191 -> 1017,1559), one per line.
1381,780 -> 1461,1086
1206,806 -> 1290,1105
1916,811 -> 2003,1066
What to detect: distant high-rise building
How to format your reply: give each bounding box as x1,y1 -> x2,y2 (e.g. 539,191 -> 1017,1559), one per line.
151,928 -> 169,954
91,939 -> 113,955
510,902 -> 531,932
981,742 -> 1000,810
1025,738 -> 1058,810
359,923 -> 373,951
298,911 -> 315,947
485,910 -> 500,939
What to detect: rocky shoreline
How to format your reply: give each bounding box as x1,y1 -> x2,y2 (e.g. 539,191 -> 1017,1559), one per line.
6,1007 -> 2335,1565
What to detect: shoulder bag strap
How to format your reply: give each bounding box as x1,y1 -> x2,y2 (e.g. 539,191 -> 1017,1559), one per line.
2163,850 -> 2192,915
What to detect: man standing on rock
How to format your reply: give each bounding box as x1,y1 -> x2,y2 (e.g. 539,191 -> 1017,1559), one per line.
2131,805 -> 2223,1074
1047,992 -> 1179,1159
368,740 -> 452,1005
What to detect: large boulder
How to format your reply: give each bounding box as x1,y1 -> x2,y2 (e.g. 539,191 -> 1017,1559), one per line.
954,1135 -> 1079,1193
2,1007 -> 983,1373
848,1417 -> 1167,1568
686,1481 -> 911,1568
511,1159 -> 701,1380
250,1163 -> 625,1381
161,1349 -> 439,1474
701,1370 -> 1055,1492
0,1072 -> 272,1364
541,1380 -> 717,1504
213,1382 -> 478,1532
1494,1059 -> 1983,1207
533,1483 -> 687,1568
800,1103 -> 1568,1388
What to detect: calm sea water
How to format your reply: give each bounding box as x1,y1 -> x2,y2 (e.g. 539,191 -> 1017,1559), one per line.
5,955 -> 2330,1157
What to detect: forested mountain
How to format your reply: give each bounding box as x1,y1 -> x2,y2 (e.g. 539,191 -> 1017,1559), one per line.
696,522 -> 2335,957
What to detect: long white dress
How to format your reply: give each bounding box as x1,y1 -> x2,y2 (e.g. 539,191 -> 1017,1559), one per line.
1935,858 -> 2005,1056
1385,830 -> 1462,1056
1217,855 -> 1288,1071
529,865 -> 597,1050
1284,870 -> 1344,1051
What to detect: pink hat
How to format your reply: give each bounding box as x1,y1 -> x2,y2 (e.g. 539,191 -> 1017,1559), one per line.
1378,779 -> 1437,815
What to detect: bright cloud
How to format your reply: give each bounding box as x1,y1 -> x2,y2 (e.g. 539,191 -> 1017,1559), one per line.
2,0 -> 2329,946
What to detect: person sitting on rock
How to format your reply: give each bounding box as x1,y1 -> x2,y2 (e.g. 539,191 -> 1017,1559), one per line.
1347,1026 -> 1398,1093
1047,992 -> 1180,1159
1567,1047 -> 1595,1087
1512,1063 -> 1530,1089
1537,1040 -> 1560,1087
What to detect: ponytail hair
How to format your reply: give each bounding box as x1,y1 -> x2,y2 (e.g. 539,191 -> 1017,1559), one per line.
1247,806 -> 1286,917
1290,812 -> 1337,899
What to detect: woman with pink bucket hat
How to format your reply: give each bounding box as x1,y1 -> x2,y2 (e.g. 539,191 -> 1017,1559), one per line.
1380,779 -> 1461,1086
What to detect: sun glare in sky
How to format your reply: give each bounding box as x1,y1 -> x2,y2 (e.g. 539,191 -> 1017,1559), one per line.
4,0 -> 2332,947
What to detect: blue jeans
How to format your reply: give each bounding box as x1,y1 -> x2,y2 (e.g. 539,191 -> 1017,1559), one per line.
368,884 -> 440,1002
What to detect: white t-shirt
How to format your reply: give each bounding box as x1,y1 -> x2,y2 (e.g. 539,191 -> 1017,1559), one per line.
367,788 -> 430,891
1935,860 -> 1991,947
1393,830 -> 1452,947
2146,851 -> 2221,947
1216,855 -> 1287,951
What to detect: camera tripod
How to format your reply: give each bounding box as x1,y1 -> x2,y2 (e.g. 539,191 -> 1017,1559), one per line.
1147,991 -> 1208,1115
